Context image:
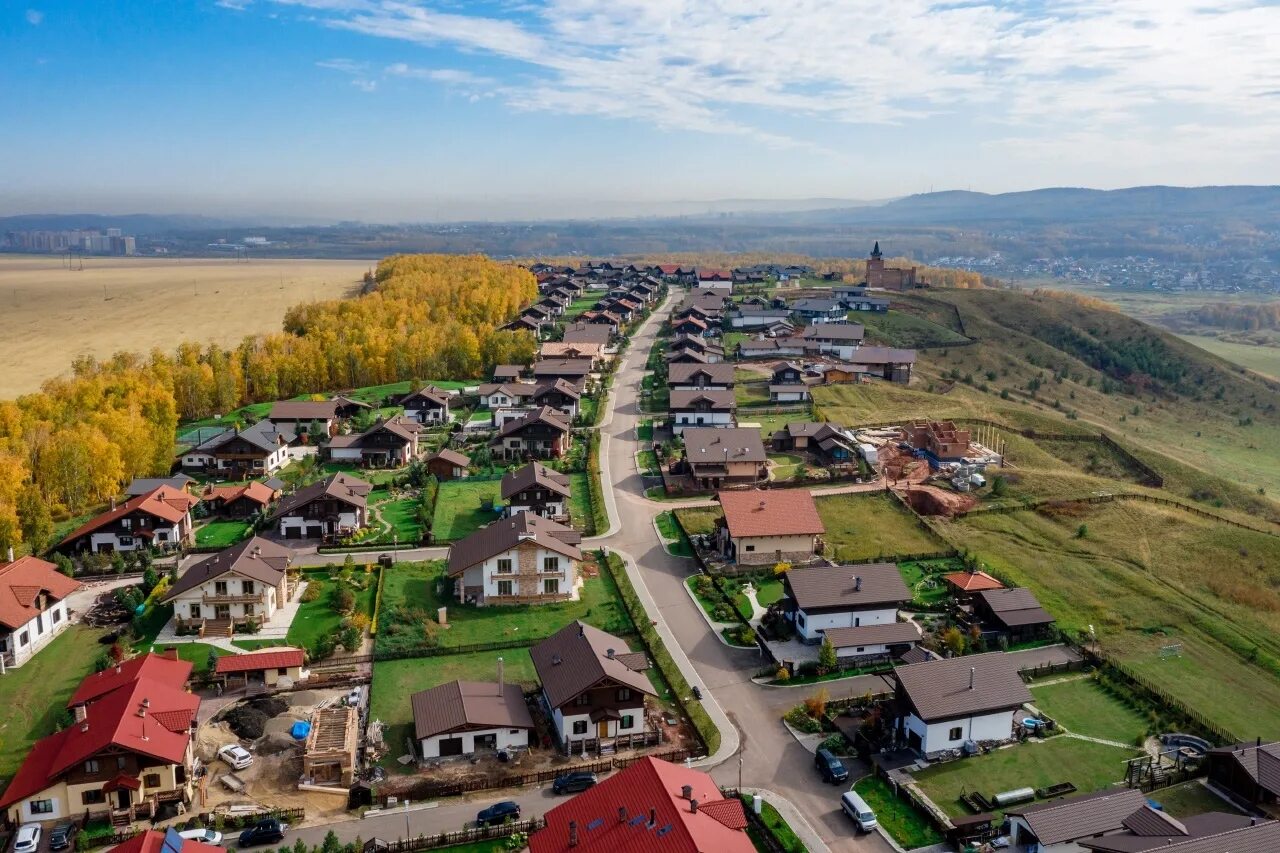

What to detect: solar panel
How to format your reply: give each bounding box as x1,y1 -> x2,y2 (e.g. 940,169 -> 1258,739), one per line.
162,828 -> 185,853
629,815 -> 647,827
586,818 -> 604,831
656,825 -> 673,837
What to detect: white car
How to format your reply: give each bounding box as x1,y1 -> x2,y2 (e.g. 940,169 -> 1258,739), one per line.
179,829 -> 224,845
840,791 -> 878,833
346,686 -> 363,707
14,824 -> 41,853
218,744 -> 254,770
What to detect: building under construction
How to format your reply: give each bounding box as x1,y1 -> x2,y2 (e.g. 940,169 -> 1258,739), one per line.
302,706 -> 359,788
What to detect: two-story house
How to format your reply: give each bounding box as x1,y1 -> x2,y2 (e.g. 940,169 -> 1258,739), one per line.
667,335 -> 724,364
531,621 -> 656,749
769,421 -> 858,465
800,324 -> 865,361
55,486 -> 197,555
791,298 -> 846,324
179,419 -> 293,477
199,480 -> 280,519
447,511 -> 582,606
270,473 -> 371,539
501,462 -> 572,520
325,415 -> 423,468
893,652 -> 1031,755
400,386 -> 452,423
266,400 -> 338,436
667,363 -> 735,392
669,389 -> 736,434
0,651 -> 198,825
0,553 -> 82,668
529,379 -> 582,423
492,407 -> 571,461
531,359 -> 594,385
679,428 -> 767,490
163,536 -> 292,634
782,561 -> 910,644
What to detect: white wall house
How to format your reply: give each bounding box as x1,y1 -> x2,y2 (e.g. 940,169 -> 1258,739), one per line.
794,604 -> 898,643
782,561 -> 910,643
162,537 -> 291,633
0,556 -> 82,669
672,409 -> 735,434
412,680 -> 534,759
552,699 -> 648,745
455,546 -> 580,603
420,726 -> 530,759
447,512 -> 583,606
894,652 -> 1032,755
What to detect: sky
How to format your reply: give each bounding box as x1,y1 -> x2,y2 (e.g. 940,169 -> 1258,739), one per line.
3,0 -> 1280,221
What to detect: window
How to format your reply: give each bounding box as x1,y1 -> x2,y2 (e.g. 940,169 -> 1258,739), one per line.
795,613 -> 805,629
85,760 -> 100,773
856,647 -> 865,653
243,604 -> 255,617
214,581 -> 228,595
242,581 -> 255,595
82,790 -> 104,805
51,608 -> 61,624
31,799 -> 54,814
117,757 -> 127,769
277,668 -> 288,676
143,774 -> 161,788
572,721 -> 588,735
118,536 -> 133,547
621,715 -> 635,729
575,694 -> 591,707
121,518 -> 131,530
189,604 -> 201,619
497,580 -> 514,596
497,558 -> 513,574
543,556 -> 560,573
744,544 -> 755,552
617,688 -> 633,701
948,727 -> 963,742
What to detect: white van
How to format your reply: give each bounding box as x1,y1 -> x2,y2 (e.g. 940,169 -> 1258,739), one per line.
840,790 -> 878,832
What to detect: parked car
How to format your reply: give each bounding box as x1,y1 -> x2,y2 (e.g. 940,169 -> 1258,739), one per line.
48,821 -> 77,851
13,824 -> 41,853
346,686 -> 363,707
552,771 -> 598,794
476,801 -> 521,826
219,743 -> 254,770
238,819 -> 288,848
179,829 -> 224,845
814,748 -> 849,784
840,791 -> 878,832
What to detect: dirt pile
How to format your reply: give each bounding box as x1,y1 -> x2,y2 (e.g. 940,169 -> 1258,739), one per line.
896,485 -> 978,518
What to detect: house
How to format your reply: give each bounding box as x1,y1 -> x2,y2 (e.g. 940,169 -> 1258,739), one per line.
677,291 -> 727,319
1207,740 -> 1280,808
562,322 -> 612,346
303,706 -> 359,787
1005,788 -> 1149,852
56,485 -> 197,555
493,364 -> 525,382
892,651 -> 1032,755
715,489 -> 825,566
530,621 -> 656,748
328,395 -> 373,420
0,651 -> 198,824
0,554 -> 82,669
824,621 -> 922,663
772,362 -> 804,385
412,679 -> 534,759
669,389 -> 736,434
270,473 -> 371,539
400,386 -> 452,423
504,315 -> 544,334
770,422 -> 858,465
782,561 -> 908,643
906,420 -> 972,461
539,342 -> 604,365
125,475 -> 196,497
532,359 -> 595,383
972,588 -> 1056,642
666,348 -> 713,365
581,310 -> 622,333
425,448 -> 471,481
670,314 -> 710,336
446,511 -> 582,605
180,419 -> 293,476
800,323 -> 865,360
679,427 -> 768,489
528,757 -> 751,853
848,346 -> 917,384
863,242 -> 921,291
942,569 -> 1005,601
667,334 -> 724,363
200,480 -> 280,518
214,647 -> 305,687
530,379 -> 583,422
492,406 -> 571,461
1081,810 -> 1273,853
769,384 -> 810,403
736,337 -> 807,360
325,415 -> 423,468
791,298 -> 846,323
668,363 -> 736,391
695,269 -> 734,295
163,536 -> 292,632
502,462 -> 571,520
833,288 -> 891,312
477,381 -> 539,410
266,400 -> 338,435
728,305 -> 793,329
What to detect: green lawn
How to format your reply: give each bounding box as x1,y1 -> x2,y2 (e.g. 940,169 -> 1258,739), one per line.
655,511 -> 693,557
0,626 -> 104,778
565,472 -> 595,534
852,776 -> 945,849
739,797 -> 804,853
914,737 -> 1139,818
816,492 -> 946,562
743,411 -> 816,440
371,490 -> 425,544
195,519 -> 252,549
318,461 -> 401,486
735,381 -> 771,407
637,449 -> 660,476
132,641 -> 232,674
432,478 -> 505,542
1149,780 -> 1239,818
374,559 -> 632,653
1030,677 -> 1150,745
897,560 -> 953,609
672,505 -> 722,536
289,572 -> 377,651
768,453 -> 805,481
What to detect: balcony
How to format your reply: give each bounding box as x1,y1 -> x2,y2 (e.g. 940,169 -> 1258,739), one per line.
202,592 -> 265,605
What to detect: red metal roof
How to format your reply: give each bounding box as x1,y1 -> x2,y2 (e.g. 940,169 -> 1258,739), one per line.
68,652 -> 193,707
942,570 -> 1005,592
215,648 -> 304,673
529,757 -> 751,853
109,830 -> 224,853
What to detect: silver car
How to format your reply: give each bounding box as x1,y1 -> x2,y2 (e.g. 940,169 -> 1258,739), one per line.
179,829 -> 224,845
14,824 -> 41,853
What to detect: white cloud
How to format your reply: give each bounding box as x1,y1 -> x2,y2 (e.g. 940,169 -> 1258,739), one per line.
214,0 -> 251,10
315,58 -> 377,92
270,0 -> 1280,160
24,8 -> 43,25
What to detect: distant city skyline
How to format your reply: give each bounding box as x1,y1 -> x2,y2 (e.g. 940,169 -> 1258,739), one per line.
4,0 -> 1279,221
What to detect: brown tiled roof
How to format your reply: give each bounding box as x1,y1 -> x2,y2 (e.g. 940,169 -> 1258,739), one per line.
530,621 -> 655,708
428,448 -> 471,467
1083,812 -> 1259,853
669,389 -> 736,411
718,489 -> 824,538
1208,741 -> 1280,796
1084,821 -> 1280,853
533,378 -> 583,402
668,363 -> 735,386
532,358 -> 594,378
495,406 -> 570,438
271,472 -> 371,520
446,511 -> 581,577
823,621 -> 921,649
163,536 -> 292,601
502,462 -> 571,501
1122,805 -> 1189,837
401,385 -> 451,408
683,427 -> 767,464
411,680 -> 534,740
894,651 -> 1032,722
1006,788 -> 1149,846
783,562 -> 908,613
268,400 -> 338,420
976,587 -> 1055,628
0,557 -> 83,631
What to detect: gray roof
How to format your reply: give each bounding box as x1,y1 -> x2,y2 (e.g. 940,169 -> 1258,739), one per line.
849,346 -> 917,365
495,406 -> 570,438
1208,741 -> 1280,796
895,651 -> 1032,722
1083,812 -> 1261,853
682,427 -> 767,464
976,587 -> 1055,628
446,511 -> 581,576
668,363 -> 736,386
267,400 -> 338,421
271,472 -> 371,520
1007,788 -> 1148,846
501,462 -> 571,501
410,680 -> 534,740
562,323 -> 612,345
823,621 -> 921,649
164,536 -> 291,602
530,621 -> 655,709
195,418 -> 296,454
669,389 -> 736,411
428,448 -> 471,467
531,358 -> 594,378
800,323 -> 865,341
126,475 -> 195,497
793,299 -> 843,312
784,562 -> 910,613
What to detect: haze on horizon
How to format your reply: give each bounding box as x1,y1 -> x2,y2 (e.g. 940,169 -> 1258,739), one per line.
5,0 -> 1280,222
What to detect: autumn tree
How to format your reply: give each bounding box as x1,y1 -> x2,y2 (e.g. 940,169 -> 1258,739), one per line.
17,485 -> 52,555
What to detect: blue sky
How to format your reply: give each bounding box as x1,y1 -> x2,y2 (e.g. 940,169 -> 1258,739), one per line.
4,0 -> 1279,221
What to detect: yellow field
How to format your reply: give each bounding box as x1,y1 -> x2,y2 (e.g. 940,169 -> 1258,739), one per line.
0,256 -> 368,397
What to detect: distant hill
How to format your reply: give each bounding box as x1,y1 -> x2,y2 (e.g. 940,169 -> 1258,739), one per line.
0,212 -> 335,233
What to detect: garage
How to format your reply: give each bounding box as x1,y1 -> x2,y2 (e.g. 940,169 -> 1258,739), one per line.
438,737 -> 464,757
284,525 -> 302,540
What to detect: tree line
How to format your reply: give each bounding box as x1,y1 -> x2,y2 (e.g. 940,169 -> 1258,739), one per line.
0,254 -> 538,555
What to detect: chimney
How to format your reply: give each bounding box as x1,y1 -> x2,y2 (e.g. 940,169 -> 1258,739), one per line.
1251,817 -> 1258,826
5,546 -> 12,563
969,667 -> 976,690
606,648 -> 615,660
568,821 -> 578,849
578,624 -> 585,638
690,799 -> 698,814
80,722 -> 89,733
854,576 -> 862,592
497,657 -> 504,693
681,784 -> 693,800
649,808 -> 656,827
73,705 -> 87,723
618,806 -> 627,824
110,497 -> 116,511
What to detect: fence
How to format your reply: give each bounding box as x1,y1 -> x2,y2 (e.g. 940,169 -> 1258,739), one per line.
364,818 -> 544,852
372,636 -> 540,662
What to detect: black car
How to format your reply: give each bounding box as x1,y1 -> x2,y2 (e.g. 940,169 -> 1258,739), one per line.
814,747 -> 849,784
238,819 -> 288,848
552,771 -> 598,795
476,801 -> 521,826
48,821 -> 77,851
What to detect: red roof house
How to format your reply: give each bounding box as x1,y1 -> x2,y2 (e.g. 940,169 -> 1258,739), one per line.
529,757 -> 751,853
214,648 -> 305,687
110,829 -> 223,853
55,486 -> 197,555
0,555 -> 83,667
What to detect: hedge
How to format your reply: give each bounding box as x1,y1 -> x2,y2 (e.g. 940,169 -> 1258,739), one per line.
587,431 -> 610,535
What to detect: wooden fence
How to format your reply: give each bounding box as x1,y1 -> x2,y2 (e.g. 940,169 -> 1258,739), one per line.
364,818 -> 544,851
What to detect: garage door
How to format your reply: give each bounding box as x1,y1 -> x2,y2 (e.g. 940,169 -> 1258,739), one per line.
439,737 -> 464,757
285,526 -> 302,540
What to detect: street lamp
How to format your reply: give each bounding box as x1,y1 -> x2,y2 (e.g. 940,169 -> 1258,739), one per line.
392,533 -> 398,563
403,798 -> 411,842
